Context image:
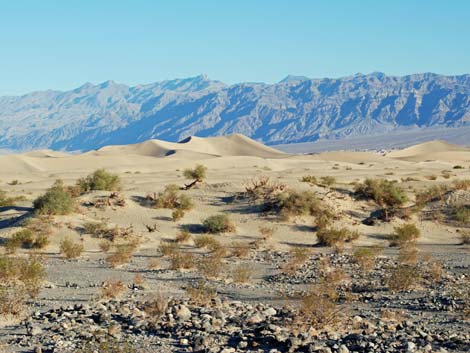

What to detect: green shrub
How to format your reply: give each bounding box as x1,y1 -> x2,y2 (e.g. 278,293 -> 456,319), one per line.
183,164 -> 207,181
272,189 -> 333,222
354,178 -> 408,209
390,223 -> 420,247
316,227 -> 360,246
353,247 -> 379,271
300,175 -> 318,185
33,180 -> 75,215
77,169 -> 121,192
202,214 -> 236,234
5,229 -> 49,253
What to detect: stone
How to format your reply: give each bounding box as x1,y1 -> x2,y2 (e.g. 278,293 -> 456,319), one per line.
175,305 -> 191,322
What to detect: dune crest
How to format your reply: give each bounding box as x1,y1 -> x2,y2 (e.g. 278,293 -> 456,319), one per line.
93,134 -> 286,159
387,140 -> 470,162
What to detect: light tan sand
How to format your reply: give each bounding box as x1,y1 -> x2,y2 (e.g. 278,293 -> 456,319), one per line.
1,135 -> 469,253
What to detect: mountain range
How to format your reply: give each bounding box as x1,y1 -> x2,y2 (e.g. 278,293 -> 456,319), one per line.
1,72 -> 469,152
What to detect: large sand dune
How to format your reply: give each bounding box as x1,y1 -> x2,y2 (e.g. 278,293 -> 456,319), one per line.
387,140 -> 470,162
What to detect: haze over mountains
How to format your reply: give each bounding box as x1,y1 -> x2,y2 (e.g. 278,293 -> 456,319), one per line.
1,72 -> 470,152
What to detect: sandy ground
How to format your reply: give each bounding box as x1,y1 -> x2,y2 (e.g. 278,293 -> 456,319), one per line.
0,135 -> 469,349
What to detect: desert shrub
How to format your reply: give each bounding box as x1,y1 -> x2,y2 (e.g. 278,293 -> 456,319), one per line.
0,189 -> 23,207
398,246 -> 419,265
230,241 -> 251,258
99,239 -> 112,253
76,169 -> 121,192
297,283 -> 341,329
320,176 -> 336,187
354,178 -> 408,210
175,230 -> 192,243
194,235 -> 218,249
100,280 -> 126,299
244,175 -> 287,201
232,264 -> 253,283
202,214 -> 236,234
415,184 -> 448,207
75,339 -> 137,353
389,223 -> 420,247
172,209 -> 185,221
300,175 -> 317,185
452,179 -> 470,190
258,225 -> 276,240
353,247 -> 378,271
272,189 -> 333,222
387,264 -> 420,292
83,221 -> 109,237
33,179 -> 75,215
316,227 -> 360,246
154,184 -> 193,211
143,291 -> 169,322
453,165 -> 465,169
196,254 -> 226,279
454,206 -> 470,224
169,251 -> 195,270
183,164 -> 207,181
460,231 -> 470,245
186,280 -> 217,305
60,238 -> 84,259
106,242 -> 137,268
282,247 -> 311,274
159,241 -> 179,256
0,255 -> 45,301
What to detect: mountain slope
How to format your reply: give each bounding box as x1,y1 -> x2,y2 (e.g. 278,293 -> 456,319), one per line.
1,73 -> 470,152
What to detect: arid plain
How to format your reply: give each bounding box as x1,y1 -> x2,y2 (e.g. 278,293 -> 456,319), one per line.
0,134 -> 469,353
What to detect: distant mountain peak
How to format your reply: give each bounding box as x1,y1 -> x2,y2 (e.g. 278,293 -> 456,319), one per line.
280,75 -> 310,83
0,73 -> 469,152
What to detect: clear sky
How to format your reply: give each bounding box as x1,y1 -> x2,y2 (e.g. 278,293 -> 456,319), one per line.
1,0 -> 469,95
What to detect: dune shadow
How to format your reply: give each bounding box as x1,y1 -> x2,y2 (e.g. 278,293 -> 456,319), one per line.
0,206 -> 34,229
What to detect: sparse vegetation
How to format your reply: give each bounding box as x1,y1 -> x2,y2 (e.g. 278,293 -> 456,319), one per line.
353,247 -> 379,271
316,227 -> 360,246
154,184 -> 194,214
33,179 -> 75,215
5,229 -> 50,253
100,280 -> 126,299
354,178 -> 408,219
202,214 -> 236,234
0,189 -> 24,207
258,225 -> 276,240
232,264 -> 253,283
453,206 -> 470,224
387,264 -> 420,292
59,238 -> 84,259
76,169 -> 121,193
106,242 -> 137,267
182,164 -> 207,189
389,223 -> 420,247
186,280 -> 217,305
460,230 -> 470,245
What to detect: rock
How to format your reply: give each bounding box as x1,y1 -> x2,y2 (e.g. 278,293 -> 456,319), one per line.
338,345 -> 350,353
406,341 -> 416,352
263,307 -> 277,317
29,326 -> 42,336
175,305 -> 191,322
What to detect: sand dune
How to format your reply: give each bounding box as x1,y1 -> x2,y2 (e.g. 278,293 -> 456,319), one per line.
387,140 -> 470,162
92,134 -> 286,159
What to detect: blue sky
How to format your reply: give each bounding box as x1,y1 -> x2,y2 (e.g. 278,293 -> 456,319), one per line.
0,0 -> 469,95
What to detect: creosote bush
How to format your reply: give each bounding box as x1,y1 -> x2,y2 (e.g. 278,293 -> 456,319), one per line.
0,255 -> 45,316
389,223 -> 420,247
0,189 -> 24,207
386,264 -> 420,292
76,169 -> 121,193
106,242 -> 138,267
202,214 -> 236,234
316,227 -> 360,247
354,178 -> 408,213
183,164 -> 207,181
454,206 -> 470,224
186,280 -> 217,306
232,264 -> 253,283
272,189 -> 333,222
5,229 -> 49,253
33,179 -> 75,215
59,238 -> 84,259
353,247 -> 379,271
154,184 -> 193,211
